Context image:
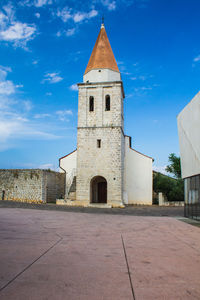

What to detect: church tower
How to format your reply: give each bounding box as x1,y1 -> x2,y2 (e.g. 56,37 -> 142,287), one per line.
59,23 -> 153,207
76,23 -> 125,207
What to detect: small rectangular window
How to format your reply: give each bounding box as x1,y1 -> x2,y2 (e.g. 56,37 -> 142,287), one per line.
89,96 -> 94,112
97,139 -> 101,148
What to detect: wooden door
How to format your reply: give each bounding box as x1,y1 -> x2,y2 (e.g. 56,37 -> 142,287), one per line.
98,182 -> 107,203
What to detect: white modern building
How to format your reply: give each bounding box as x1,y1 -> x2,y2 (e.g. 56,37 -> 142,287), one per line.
59,23 -> 153,207
177,91 -> 200,218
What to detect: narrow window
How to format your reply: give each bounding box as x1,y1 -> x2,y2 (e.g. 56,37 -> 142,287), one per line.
105,95 -> 110,111
97,139 -> 101,148
89,96 -> 94,111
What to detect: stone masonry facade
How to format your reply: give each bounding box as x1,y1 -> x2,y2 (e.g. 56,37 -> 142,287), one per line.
0,169 -> 65,203
76,81 -> 125,207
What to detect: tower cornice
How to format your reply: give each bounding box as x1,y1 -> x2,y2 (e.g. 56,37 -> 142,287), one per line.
77,80 -> 125,98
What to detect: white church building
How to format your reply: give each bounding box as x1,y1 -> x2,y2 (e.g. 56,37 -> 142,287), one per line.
59,23 -> 153,207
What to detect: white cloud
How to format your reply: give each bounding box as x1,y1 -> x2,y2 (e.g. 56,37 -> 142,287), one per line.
21,162 -> 58,171
19,0 -> 52,7
0,12 -> 8,27
73,9 -> 98,23
0,5 -> 37,49
101,0 -> 116,11
43,72 -> 63,84
34,0 -> 52,7
0,109 -> 60,151
88,9 -> 98,18
0,81 -> 15,95
0,22 -> 36,42
0,95 -> 14,110
140,86 -> 152,90
57,28 -> 76,38
126,93 -> 133,99
66,28 -> 76,36
69,84 -> 78,91
39,163 -> 54,169
35,12 -> 40,18
56,110 -> 73,121
32,60 -> 38,65
121,71 -> 131,75
0,66 -> 11,79
0,66 -> 16,95
56,31 -> 62,37
23,100 -> 33,111
56,7 -> 98,24
2,4 -> 15,20
73,12 -> 87,23
0,66 -> 60,151
193,55 -> 200,63
131,75 -> 146,80
0,119 -> 23,144
18,0 -> 32,6
16,84 -> 24,88
57,7 -> 72,22
134,86 -> 152,92
34,113 -> 51,118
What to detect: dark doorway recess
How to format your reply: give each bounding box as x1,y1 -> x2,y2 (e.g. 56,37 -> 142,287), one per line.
91,176 -> 107,204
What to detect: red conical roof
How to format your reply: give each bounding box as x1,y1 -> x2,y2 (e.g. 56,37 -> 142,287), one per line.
84,25 -> 119,74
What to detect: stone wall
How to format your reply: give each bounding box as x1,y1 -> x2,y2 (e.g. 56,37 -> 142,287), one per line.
77,82 -> 124,130
76,127 -> 124,205
45,171 -> 65,203
0,169 -> 65,203
76,81 -> 125,207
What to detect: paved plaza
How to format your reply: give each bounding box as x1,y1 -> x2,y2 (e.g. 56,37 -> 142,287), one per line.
0,207 -> 199,299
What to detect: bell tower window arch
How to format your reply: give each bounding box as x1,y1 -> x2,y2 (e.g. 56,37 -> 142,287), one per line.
105,95 -> 110,111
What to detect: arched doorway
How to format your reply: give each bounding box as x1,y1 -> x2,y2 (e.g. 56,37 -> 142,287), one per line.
90,176 -> 107,204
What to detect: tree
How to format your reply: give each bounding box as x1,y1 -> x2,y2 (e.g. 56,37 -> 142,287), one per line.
165,153 -> 181,179
153,172 -> 184,202
153,153 -> 184,202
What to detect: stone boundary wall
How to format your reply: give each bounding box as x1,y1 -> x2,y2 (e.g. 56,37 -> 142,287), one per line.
0,169 -> 65,203
158,192 -> 184,206
45,171 -> 65,203
160,201 -> 184,207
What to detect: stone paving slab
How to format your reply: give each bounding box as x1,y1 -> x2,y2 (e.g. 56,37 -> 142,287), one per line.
0,208 -> 199,300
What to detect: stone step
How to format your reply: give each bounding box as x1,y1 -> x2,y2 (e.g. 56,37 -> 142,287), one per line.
69,176 -> 76,193
88,203 -> 112,208
56,199 -> 68,205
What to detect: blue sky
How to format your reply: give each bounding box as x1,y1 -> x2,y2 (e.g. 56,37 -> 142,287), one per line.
0,0 -> 200,173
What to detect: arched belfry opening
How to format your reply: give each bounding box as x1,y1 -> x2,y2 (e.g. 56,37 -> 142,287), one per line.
90,176 -> 107,204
